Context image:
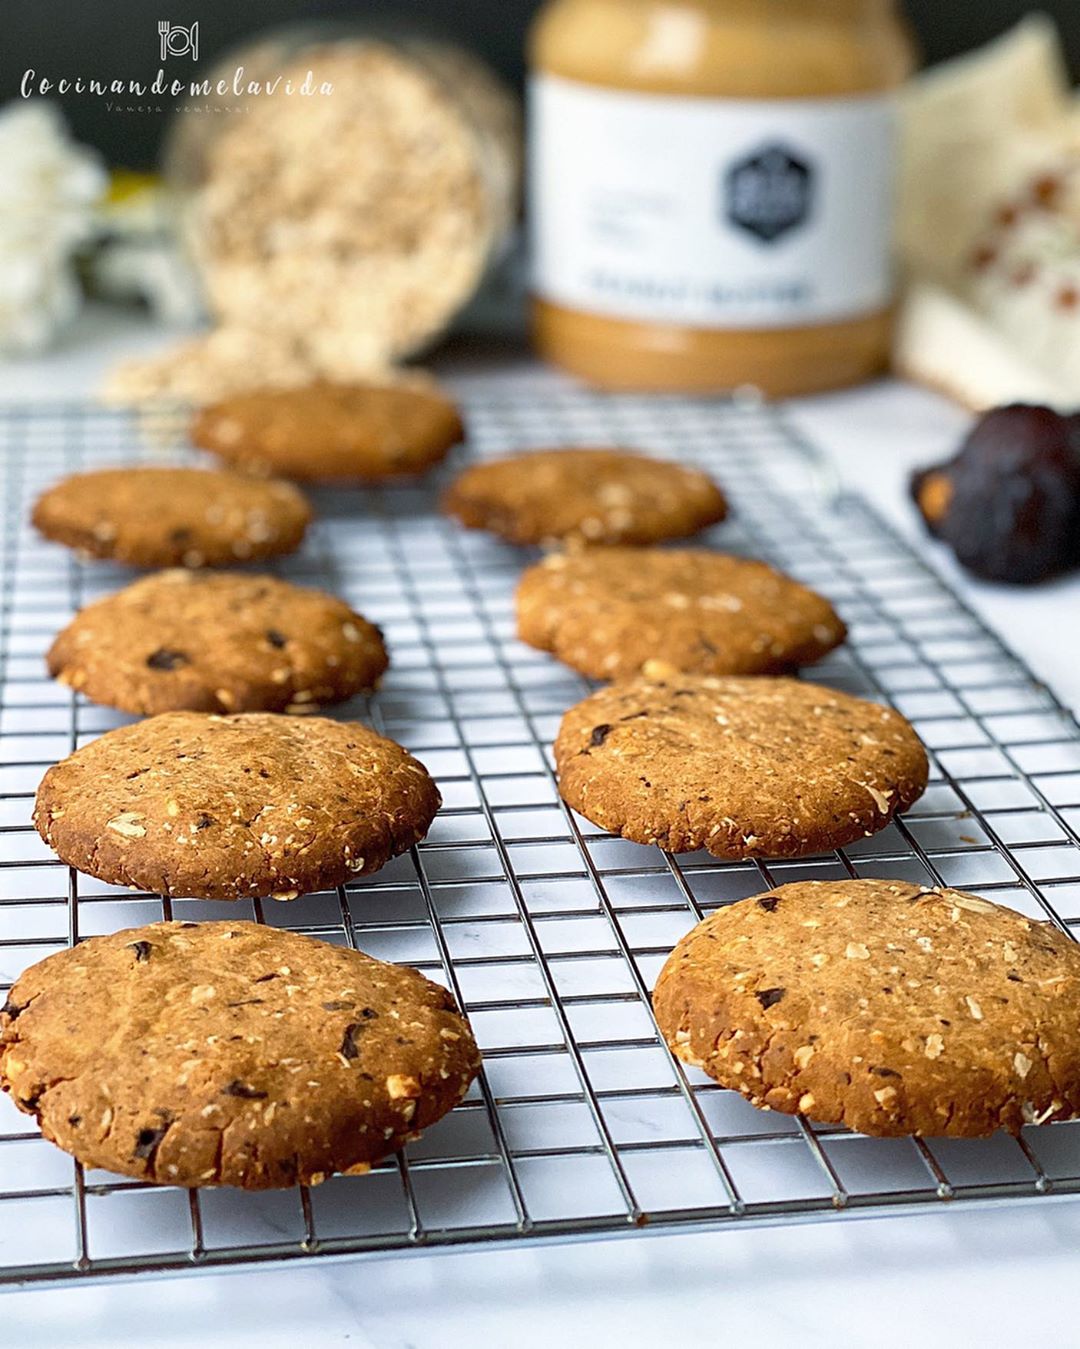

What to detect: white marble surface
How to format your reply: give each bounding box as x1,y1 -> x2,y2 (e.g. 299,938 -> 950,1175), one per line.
8,1202 -> 1080,1348
2,312 -> 1080,1344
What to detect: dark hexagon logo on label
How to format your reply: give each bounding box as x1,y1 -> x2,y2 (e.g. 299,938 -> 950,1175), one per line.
724,144 -> 814,244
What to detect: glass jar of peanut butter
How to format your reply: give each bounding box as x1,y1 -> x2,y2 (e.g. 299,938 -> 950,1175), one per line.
528,0 -> 915,395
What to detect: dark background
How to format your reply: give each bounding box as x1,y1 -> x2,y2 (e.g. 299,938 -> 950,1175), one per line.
4,0 -> 1079,168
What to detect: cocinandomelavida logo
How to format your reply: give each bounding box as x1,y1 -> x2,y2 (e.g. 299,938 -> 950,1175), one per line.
159,20 -> 199,62
19,15 -> 333,104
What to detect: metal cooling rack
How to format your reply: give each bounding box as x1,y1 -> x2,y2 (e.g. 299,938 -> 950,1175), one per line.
2,389 -> 1080,1290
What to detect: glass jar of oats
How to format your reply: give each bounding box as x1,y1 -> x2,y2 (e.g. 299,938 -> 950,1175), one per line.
159,26 -> 520,393
528,0 -> 915,395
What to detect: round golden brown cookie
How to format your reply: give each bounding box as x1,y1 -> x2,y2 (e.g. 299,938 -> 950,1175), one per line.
0,920 -> 480,1188
32,466 -> 311,567
516,548 -> 846,680
34,712 -> 440,900
555,675 -> 928,858
47,571 -> 388,716
653,879 -> 1080,1138
442,448 -> 727,546
191,381 -> 464,481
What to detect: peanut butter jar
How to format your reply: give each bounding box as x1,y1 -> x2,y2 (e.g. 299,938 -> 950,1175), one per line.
528,0 -> 915,395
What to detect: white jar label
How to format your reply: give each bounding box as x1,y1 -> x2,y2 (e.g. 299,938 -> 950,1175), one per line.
529,74 -> 897,329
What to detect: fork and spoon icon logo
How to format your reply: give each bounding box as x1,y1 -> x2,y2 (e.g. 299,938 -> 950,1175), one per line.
158,20 -> 199,62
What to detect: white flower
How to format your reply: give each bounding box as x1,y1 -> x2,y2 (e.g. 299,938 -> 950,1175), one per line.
0,100 -> 106,353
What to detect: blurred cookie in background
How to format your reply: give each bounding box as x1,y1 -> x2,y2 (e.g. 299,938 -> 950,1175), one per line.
516,547 -> 845,679
32,465 -> 311,567
443,448 -> 727,546
193,381 -> 464,481
48,570 -> 388,715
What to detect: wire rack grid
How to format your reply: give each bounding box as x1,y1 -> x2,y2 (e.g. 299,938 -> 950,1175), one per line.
1,389 -> 1080,1289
